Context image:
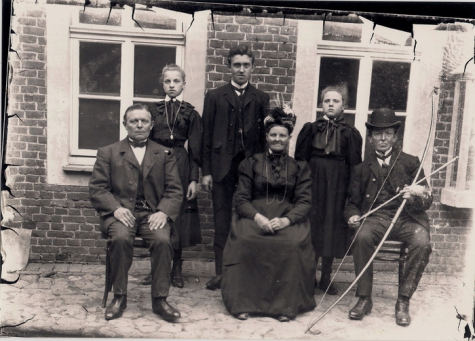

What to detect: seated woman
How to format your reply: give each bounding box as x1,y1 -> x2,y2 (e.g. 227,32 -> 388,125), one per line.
221,107 -> 316,322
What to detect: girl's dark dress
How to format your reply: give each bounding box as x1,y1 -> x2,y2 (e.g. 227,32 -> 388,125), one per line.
150,100 -> 203,248
221,153 -> 316,318
295,117 -> 362,258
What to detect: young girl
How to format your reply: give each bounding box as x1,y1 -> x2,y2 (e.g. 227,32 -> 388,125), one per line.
142,64 -> 203,288
295,85 -> 363,295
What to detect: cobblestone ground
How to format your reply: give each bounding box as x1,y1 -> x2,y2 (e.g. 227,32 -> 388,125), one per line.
0,262 -> 470,340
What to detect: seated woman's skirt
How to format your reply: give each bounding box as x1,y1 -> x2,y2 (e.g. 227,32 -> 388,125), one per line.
221,203 -> 316,318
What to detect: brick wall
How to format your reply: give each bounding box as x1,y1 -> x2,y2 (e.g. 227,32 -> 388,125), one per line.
425,79 -> 473,273
5,5 -> 106,263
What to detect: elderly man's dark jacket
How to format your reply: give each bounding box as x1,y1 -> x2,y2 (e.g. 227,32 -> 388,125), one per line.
201,83 -> 269,183
89,139 -> 183,231
344,150 -> 432,231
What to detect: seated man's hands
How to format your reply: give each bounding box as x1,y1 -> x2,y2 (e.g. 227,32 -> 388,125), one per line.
254,213 -> 274,235
114,207 -> 135,227
347,215 -> 361,230
148,211 -> 169,230
270,217 -> 291,231
400,184 -> 416,203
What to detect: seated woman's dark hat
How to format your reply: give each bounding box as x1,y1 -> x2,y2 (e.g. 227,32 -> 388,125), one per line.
365,108 -> 401,130
264,107 -> 297,134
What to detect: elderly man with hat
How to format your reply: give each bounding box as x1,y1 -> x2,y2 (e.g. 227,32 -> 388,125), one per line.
344,108 -> 432,326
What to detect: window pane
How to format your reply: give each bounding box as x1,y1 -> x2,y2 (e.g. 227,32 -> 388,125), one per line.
317,57 -> 359,110
323,21 -> 362,43
80,42 -> 121,96
369,61 -> 411,111
134,45 -> 176,99
79,8 -> 121,26
133,10 -> 177,30
364,115 -> 406,159
78,99 -> 120,149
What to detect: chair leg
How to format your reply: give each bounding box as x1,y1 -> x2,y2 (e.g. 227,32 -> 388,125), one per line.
102,241 -> 111,308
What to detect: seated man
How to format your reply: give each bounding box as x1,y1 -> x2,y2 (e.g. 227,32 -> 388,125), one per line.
345,108 -> 432,327
89,104 -> 183,321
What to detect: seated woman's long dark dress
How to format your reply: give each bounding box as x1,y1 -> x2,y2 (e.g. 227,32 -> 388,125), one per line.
221,152 -> 316,319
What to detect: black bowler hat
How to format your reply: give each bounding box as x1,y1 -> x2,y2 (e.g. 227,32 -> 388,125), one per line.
365,108 -> 401,130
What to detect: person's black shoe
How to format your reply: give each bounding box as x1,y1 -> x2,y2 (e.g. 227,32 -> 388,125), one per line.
141,272 -> 152,286
395,297 -> 411,326
152,297 -> 181,321
206,275 -> 222,290
171,259 -> 184,288
105,294 -> 127,320
349,296 -> 373,320
318,278 -> 339,295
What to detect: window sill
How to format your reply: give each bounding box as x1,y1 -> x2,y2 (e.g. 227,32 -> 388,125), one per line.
440,187 -> 475,208
62,164 -> 93,173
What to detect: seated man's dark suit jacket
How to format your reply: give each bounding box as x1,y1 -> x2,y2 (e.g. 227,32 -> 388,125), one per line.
89,139 -> 183,231
344,150 -> 433,230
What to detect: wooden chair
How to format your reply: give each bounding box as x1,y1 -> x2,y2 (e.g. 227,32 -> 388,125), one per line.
102,234 -> 150,308
374,240 -> 408,284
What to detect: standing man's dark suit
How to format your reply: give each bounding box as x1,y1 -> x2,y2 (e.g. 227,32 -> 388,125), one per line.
89,104 -> 183,321
201,46 -> 269,289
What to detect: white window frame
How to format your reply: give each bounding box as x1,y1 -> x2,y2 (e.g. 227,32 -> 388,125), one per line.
314,40 -> 420,153
68,6 -> 185,162
441,76 -> 475,208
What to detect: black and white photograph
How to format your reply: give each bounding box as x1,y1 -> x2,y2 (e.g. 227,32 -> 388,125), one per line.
1,0 -> 474,339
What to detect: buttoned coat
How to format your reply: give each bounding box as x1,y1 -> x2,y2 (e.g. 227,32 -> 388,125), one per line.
89,139 -> 183,232
344,150 -> 432,231
201,83 -> 270,183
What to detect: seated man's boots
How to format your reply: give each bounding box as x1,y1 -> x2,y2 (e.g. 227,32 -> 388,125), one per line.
152,297 -> 181,321
105,294 -> 127,320
395,296 -> 411,326
349,296 -> 373,320
170,259 -> 184,288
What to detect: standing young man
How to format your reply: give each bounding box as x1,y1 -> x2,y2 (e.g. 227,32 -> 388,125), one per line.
201,45 -> 270,290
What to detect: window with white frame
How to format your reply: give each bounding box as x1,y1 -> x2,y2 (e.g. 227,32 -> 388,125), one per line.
315,19 -> 417,157
69,6 -> 185,158
441,68 -> 475,208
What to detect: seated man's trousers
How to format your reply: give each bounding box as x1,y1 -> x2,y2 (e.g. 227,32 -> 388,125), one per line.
352,214 -> 432,298
106,210 -> 173,298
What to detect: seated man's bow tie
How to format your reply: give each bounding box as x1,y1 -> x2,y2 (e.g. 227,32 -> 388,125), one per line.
375,150 -> 393,161
375,150 -> 393,168
130,140 -> 147,148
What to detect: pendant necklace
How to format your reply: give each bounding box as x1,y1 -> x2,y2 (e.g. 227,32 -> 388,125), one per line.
165,100 -> 181,140
265,153 -> 288,205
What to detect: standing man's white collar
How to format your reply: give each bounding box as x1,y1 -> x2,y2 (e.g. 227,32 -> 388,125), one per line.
231,80 -> 248,90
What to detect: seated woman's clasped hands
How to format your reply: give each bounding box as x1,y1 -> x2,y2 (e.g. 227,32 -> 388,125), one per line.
254,213 -> 290,234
